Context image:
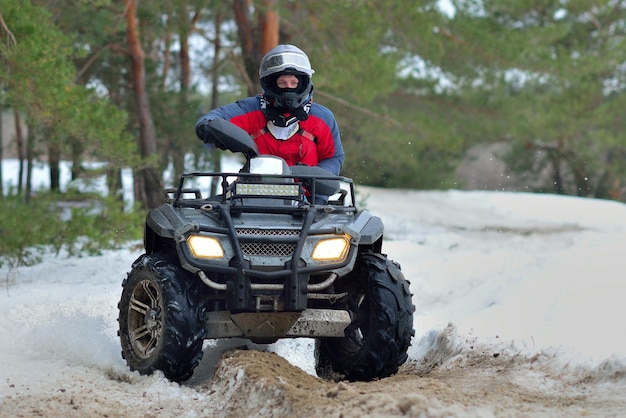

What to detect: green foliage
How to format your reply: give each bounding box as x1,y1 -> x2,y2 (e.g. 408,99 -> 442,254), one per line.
1,0 -> 134,171
0,192 -> 143,268
282,1 -> 404,103
75,0 -> 110,5
0,0 -> 73,113
333,80 -> 460,189
472,0 -> 626,198
3,0 -> 626,203
273,1 -> 461,188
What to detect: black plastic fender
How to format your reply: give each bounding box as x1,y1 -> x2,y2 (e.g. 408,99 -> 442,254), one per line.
349,210 -> 384,246
144,204 -> 193,254
146,207 -> 176,239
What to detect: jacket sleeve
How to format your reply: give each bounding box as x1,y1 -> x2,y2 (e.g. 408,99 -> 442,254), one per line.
311,104 -> 345,176
195,97 -> 259,142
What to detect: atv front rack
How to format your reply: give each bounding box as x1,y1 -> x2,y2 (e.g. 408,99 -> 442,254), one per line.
165,171 -> 355,208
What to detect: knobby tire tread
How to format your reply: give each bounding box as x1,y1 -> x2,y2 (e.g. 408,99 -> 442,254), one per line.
317,252 -> 415,381
118,253 -> 207,382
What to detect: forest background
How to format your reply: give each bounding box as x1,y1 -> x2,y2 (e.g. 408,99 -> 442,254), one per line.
1,0 -> 625,266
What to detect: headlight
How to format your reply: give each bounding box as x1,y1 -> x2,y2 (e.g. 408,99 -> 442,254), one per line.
312,236 -> 350,262
187,235 -> 224,259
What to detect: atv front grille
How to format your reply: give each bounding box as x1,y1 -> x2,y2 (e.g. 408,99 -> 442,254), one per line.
236,228 -> 299,257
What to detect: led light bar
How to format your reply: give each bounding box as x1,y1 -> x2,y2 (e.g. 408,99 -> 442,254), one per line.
234,182 -> 301,198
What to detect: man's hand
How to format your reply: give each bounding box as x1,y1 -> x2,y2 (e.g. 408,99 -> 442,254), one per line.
196,121 -> 228,150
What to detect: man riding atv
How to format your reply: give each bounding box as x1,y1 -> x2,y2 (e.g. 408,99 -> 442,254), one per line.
195,44 -> 344,204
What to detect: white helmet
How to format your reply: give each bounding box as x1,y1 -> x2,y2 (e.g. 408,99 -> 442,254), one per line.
259,44 -> 314,110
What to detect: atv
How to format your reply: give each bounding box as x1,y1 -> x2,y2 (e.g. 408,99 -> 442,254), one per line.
117,119 -> 415,382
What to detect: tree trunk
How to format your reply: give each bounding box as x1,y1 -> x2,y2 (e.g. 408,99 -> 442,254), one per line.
171,23 -> 191,181
161,28 -> 172,89
48,139 -> 61,192
125,0 -> 162,209
233,0 -> 260,95
25,122 -> 35,201
233,0 -> 280,95
180,31 -> 191,94
258,0 -> 279,55
14,110 -> 24,195
0,99 -> 3,198
208,5 -> 224,197
550,153 -> 563,195
106,166 -> 124,208
70,139 -> 83,181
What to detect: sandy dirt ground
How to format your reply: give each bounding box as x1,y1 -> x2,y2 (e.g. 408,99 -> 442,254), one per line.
2,333 -> 625,418
2,188 -> 626,417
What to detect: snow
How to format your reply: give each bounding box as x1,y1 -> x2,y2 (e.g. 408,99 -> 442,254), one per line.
1,159 -> 626,414
361,189 -> 626,372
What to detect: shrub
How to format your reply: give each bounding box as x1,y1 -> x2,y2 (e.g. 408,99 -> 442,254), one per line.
0,192 -> 144,268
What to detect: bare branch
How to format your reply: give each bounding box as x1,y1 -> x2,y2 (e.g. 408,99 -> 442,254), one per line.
228,49 -> 255,95
0,13 -> 17,47
313,90 -> 402,127
75,44 -> 112,82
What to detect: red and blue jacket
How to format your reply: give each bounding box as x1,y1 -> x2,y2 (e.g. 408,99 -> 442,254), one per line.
195,95 -> 344,175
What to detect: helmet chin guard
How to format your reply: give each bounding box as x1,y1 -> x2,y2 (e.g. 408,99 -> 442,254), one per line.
260,96 -> 311,127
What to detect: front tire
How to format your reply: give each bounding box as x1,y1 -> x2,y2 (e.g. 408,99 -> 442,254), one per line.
118,253 -> 206,382
316,252 -> 415,381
